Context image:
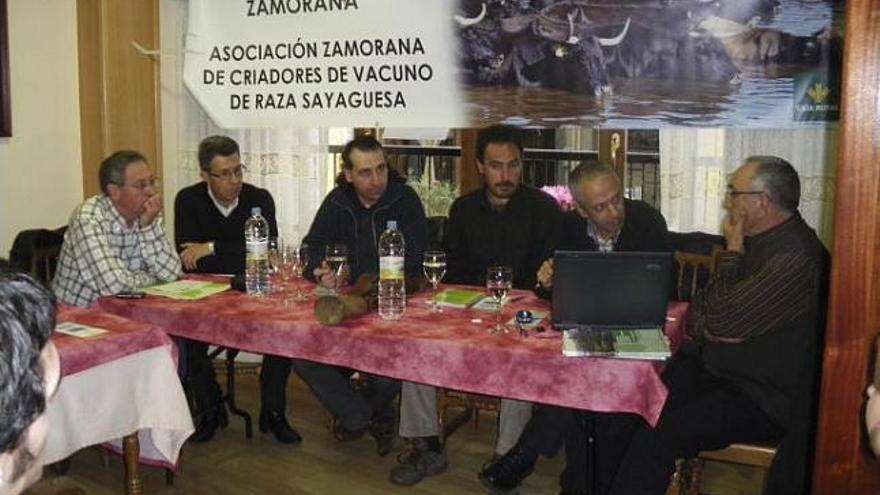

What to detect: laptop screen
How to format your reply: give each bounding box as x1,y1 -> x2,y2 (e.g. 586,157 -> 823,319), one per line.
551,251 -> 672,330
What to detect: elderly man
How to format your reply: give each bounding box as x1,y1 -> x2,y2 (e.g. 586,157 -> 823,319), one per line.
605,156 -> 829,495
174,136 -> 298,445
53,150 -> 181,306
292,135 -> 427,456
0,273 -> 61,495
480,160 -> 671,494
390,125 -> 564,486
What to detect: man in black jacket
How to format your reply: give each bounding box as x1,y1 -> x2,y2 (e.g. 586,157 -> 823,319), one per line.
174,135 -> 299,445
479,160 -> 672,495
391,125 -> 564,487
292,135 -> 427,457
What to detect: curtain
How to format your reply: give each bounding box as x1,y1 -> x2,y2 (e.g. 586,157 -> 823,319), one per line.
159,0 -> 333,245
660,128 -> 837,247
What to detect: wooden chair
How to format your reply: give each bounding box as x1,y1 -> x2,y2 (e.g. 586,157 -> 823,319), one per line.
438,390 -> 500,438
30,244 -> 62,284
674,250 -> 717,302
668,247 -> 779,494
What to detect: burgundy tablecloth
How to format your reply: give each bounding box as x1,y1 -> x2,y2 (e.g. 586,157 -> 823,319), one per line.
96,280 -> 687,426
55,305 -> 176,377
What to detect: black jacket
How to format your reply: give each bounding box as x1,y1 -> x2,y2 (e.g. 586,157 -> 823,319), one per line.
174,182 -> 278,274
536,198 -> 672,299
557,198 -> 671,253
444,185 -> 563,290
302,172 -> 427,282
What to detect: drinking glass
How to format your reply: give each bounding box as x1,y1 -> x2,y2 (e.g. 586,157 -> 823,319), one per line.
325,243 -> 348,295
486,266 -> 513,333
290,242 -> 310,302
267,237 -> 282,292
277,243 -> 297,306
423,251 -> 447,312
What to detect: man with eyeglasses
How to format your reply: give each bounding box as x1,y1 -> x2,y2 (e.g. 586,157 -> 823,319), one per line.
479,160 -> 672,495
53,150 -> 181,307
173,135 -> 299,445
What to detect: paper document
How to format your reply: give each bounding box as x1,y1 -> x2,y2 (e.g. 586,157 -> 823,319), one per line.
55,322 -> 109,339
143,280 -> 231,300
562,328 -> 670,360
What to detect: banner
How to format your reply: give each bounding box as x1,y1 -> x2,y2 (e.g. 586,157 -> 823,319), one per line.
183,0 -> 465,128
184,0 -> 843,129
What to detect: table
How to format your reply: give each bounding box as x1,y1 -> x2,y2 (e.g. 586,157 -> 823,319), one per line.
96,280 -> 687,426
45,306 -> 194,495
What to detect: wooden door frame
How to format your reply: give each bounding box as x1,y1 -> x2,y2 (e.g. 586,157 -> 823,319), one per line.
813,0 -> 880,492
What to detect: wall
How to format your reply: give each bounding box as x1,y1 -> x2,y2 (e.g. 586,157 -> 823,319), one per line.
0,0 -> 83,255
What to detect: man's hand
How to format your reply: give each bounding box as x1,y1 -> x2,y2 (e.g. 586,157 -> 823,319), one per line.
139,194 -> 161,228
722,209 -> 746,253
314,261 -> 350,289
537,258 -> 554,289
179,242 -> 212,271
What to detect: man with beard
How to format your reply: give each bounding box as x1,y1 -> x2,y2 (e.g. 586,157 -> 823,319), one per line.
292,135 -> 427,457
390,125 -> 564,486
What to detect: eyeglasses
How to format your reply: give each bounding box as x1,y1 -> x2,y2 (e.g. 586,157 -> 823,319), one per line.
208,164 -> 247,181
125,178 -> 160,191
725,185 -> 764,197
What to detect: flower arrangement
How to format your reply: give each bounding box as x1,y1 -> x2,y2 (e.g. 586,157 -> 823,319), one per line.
410,178 -> 459,218
541,185 -> 575,211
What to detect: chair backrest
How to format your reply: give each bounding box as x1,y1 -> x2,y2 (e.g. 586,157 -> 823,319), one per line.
674,250 -> 717,302
9,227 -> 67,285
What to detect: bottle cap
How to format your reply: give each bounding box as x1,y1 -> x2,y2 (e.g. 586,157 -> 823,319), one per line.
387,220 -> 397,230
251,207 -> 261,216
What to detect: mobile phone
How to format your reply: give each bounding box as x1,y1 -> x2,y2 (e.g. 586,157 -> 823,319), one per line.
115,291 -> 146,299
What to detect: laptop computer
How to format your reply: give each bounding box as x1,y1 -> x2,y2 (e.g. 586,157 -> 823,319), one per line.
551,251 -> 672,331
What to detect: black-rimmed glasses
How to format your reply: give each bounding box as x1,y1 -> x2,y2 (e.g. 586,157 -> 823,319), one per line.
725,185 -> 764,197
209,164 -> 247,181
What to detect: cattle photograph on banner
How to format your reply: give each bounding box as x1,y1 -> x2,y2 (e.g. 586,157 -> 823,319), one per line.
455,0 -> 844,128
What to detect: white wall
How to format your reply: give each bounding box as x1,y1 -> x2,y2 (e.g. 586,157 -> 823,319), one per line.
0,0 -> 83,256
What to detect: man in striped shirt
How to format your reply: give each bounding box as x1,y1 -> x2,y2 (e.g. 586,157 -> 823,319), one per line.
53,150 -> 181,307
608,156 -> 829,495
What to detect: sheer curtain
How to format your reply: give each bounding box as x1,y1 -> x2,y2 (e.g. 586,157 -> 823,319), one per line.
159,0 -> 333,245
659,128 -> 838,247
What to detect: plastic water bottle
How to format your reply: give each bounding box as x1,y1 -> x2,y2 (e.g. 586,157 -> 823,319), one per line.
378,220 -> 406,320
245,207 -> 270,295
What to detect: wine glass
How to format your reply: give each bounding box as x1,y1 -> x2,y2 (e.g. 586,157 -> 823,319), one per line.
423,251 -> 447,312
278,243 -> 298,306
486,266 -> 513,333
267,237 -> 282,293
290,242 -> 310,302
325,244 -> 348,295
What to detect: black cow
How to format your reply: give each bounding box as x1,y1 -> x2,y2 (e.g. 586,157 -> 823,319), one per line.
599,20 -> 741,84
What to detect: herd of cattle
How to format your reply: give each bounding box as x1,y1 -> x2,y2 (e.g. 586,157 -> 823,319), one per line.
455,0 -> 843,96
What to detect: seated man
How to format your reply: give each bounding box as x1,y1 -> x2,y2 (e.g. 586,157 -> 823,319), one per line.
293,135 -> 427,456
606,156 -> 829,495
174,135 -> 298,444
390,125 -> 563,486
479,160 -> 671,495
53,150 -> 181,306
0,273 -> 62,495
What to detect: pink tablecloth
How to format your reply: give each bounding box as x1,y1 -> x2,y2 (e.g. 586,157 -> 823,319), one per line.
97,281 -> 688,426
55,305 -> 175,376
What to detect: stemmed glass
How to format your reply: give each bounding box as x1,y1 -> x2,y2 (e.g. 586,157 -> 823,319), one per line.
277,243 -> 298,306
289,242 -> 310,302
423,251 -> 447,312
267,238 -> 282,293
325,244 -> 348,295
486,266 -> 513,333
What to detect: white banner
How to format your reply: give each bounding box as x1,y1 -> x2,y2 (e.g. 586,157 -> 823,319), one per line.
183,0 -> 465,129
